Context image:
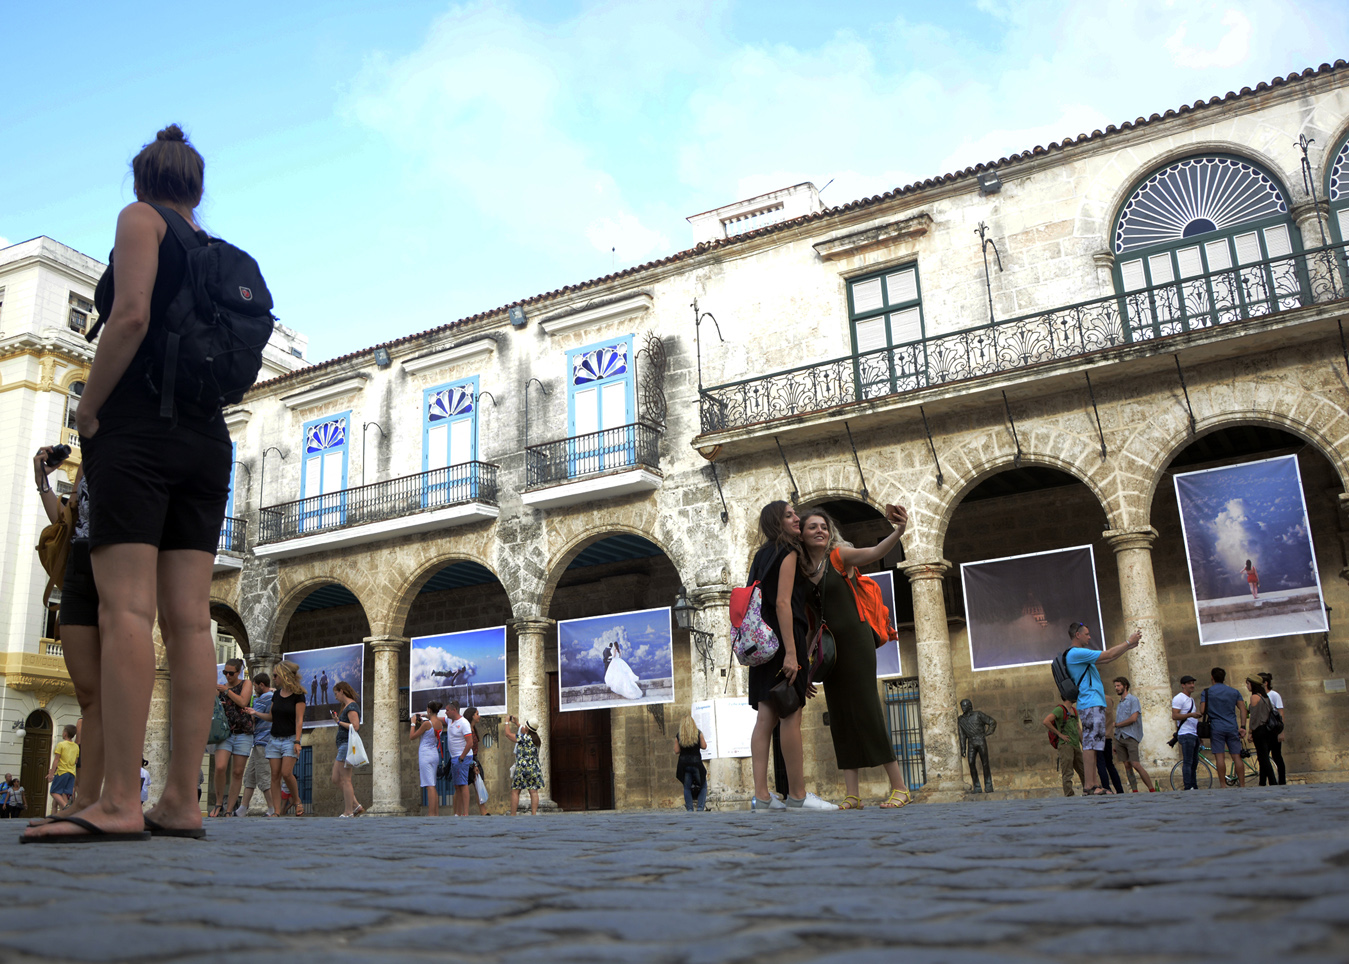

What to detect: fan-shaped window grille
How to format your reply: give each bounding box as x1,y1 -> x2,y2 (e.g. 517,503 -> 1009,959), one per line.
1329,131 -> 1349,243
1112,155 -> 1302,341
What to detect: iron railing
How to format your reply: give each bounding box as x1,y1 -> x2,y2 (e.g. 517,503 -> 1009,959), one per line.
884,677 -> 926,790
218,516 -> 247,554
699,240 -> 1349,433
258,461 -> 499,544
525,421 -> 661,487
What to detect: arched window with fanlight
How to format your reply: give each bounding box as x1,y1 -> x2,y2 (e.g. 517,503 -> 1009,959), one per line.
1329,129 -> 1349,244
1113,155 -> 1303,340
422,377 -> 479,505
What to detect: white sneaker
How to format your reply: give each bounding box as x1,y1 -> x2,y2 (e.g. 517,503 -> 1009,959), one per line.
750,795 -> 787,811
786,792 -> 839,811
234,804 -> 247,817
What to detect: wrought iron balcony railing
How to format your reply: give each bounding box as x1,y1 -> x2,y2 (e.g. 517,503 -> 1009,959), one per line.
699,240 -> 1349,434
525,422 -> 661,487
218,516 -> 247,554
258,461 -> 500,544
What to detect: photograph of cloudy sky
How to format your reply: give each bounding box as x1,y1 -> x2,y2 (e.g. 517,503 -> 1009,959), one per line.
1174,454 -> 1328,645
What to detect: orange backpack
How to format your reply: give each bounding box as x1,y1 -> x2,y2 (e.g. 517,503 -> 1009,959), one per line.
828,549 -> 898,649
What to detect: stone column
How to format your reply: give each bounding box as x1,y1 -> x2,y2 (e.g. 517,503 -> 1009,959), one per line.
512,617 -> 557,809
1103,527 -> 1177,767
1291,199 -> 1339,301
364,635 -> 408,816
901,559 -> 962,796
688,585 -> 749,808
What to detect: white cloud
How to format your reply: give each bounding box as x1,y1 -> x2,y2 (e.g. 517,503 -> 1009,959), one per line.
1165,10 -> 1252,69
1210,498 -> 1259,574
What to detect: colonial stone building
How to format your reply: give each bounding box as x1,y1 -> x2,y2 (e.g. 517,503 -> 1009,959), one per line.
204,62 -> 1349,815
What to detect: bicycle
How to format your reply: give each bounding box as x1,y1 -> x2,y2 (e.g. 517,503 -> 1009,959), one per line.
1169,743 -> 1260,790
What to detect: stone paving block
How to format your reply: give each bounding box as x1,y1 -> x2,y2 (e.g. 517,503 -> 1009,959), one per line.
0,923 -> 273,961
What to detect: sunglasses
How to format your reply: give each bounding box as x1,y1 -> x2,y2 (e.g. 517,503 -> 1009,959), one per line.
223,670 -> 238,677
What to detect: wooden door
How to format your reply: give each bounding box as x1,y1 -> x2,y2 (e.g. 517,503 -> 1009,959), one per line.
20,711 -> 52,819
548,672 -> 613,811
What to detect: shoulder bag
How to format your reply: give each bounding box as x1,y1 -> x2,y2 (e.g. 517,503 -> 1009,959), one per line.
1195,688 -> 1212,740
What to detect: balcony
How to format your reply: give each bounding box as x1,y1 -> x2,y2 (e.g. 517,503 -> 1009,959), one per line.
523,422 -> 662,510
213,516 -> 247,574
254,461 -> 500,559
60,427 -> 81,458
697,241 -> 1349,440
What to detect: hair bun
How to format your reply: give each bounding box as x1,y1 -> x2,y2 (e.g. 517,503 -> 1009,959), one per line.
156,124 -> 186,142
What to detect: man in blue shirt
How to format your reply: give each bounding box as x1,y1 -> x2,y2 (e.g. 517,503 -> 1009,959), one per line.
236,673 -> 275,816
1064,621 -> 1143,796
1199,667 -> 1248,789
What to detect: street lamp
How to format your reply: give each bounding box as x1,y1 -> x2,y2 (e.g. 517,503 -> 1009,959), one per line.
7,718 -> 27,739
674,586 -> 716,676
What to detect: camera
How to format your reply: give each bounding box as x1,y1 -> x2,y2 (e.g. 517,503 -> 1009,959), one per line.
1166,735 -> 1178,748
45,444 -> 72,468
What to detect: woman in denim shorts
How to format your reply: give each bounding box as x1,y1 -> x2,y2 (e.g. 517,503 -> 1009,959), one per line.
249,660 -> 306,816
209,659 -> 253,817
330,681 -> 364,817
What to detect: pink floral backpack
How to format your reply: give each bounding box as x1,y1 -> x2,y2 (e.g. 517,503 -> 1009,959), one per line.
729,580 -> 781,667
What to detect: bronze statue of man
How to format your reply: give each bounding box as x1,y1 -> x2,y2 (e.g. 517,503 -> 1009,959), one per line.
958,698 -> 998,793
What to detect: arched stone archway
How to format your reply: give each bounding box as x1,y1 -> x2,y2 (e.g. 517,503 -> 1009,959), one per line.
209,601 -> 250,655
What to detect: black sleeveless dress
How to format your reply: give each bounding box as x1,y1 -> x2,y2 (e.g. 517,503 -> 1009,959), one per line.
746,543 -> 812,711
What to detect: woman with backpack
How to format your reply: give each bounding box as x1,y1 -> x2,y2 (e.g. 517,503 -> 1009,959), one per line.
746,501 -> 834,811
798,506 -> 912,809
24,126 -> 236,842
1246,677 -> 1279,786
32,446 -> 106,825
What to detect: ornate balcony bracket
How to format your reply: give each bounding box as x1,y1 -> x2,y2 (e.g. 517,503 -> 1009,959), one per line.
1084,372 -> 1107,459
844,422 -> 869,502
704,462 -> 729,524
920,406 -> 944,489
774,436 -> 800,503
1001,391 -> 1023,467
1172,355 -> 1197,435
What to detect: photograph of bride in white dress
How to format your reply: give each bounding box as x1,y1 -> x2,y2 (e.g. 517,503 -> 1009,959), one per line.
557,607 -> 674,711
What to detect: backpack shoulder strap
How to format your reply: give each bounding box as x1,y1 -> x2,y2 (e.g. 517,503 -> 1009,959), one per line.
145,202 -> 206,251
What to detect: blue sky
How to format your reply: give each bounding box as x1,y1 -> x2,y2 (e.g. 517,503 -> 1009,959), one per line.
1175,455 -> 1321,600
4,1 -> 1347,362
559,606 -> 672,686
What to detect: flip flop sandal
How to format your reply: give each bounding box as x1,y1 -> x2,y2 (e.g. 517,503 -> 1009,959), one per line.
840,795 -> 864,810
880,789 -> 913,809
19,814 -> 151,845
208,805 -> 224,818
144,816 -> 206,839
1087,786 -> 1110,796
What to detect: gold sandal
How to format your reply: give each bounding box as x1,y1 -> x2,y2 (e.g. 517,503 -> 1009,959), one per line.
840,794 -> 864,810
880,788 -> 913,809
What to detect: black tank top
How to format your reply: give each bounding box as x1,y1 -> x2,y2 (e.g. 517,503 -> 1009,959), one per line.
93,208 -> 230,440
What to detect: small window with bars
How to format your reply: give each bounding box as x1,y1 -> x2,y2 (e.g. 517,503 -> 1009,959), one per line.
68,292 -> 94,333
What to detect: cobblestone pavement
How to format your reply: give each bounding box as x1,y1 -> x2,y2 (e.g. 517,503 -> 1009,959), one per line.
2,783 -> 1347,964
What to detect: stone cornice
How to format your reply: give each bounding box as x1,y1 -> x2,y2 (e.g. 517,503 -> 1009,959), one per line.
281,374 -> 369,410
814,213 -> 934,262
401,338 -> 497,375
538,293 -> 653,336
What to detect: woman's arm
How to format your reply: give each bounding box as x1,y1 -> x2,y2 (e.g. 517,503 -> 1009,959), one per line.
775,551 -> 800,682
834,516 -> 906,570
293,702 -> 305,748
409,718 -> 431,740
224,681 -> 252,707
33,450 -> 63,524
345,708 -> 359,733
76,204 -> 163,437
699,733 -> 707,750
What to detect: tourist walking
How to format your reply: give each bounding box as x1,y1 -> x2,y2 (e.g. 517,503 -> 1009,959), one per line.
5,780 -> 27,819
34,446 -> 106,822
237,673 -> 274,816
0,775 -> 11,818
331,681 -> 365,817
505,716 -> 544,815
47,725 -> 80,812
1257,672 -> 1287,784
443,702 -> 474,816
675,716 -> 708,811
1246,677 -> 1279,787
209,658 -> 253,817
1061,621 -> 1143,796
1043,700 -> 1084,796
411,701 -> 445,816
1172,675 -> 1202,790
1112,677 -> 1155,792
26,126 -> 250,842
1096,707 -> 1125,793
1199,667 -> 1247,789
249,660 -> 306,816
746,501 -> 828,811
798,506 -> 908,810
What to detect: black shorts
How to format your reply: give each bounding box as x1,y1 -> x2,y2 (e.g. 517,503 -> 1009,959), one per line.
82,417 -> 231,553
59,543 -> 99,627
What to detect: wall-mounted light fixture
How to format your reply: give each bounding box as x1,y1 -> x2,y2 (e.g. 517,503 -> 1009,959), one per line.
673,586 -> 717,676
373,347 -> 392,368
977,171 -> 1002,195
7,718 -> 27,739
509,306 -> 527,328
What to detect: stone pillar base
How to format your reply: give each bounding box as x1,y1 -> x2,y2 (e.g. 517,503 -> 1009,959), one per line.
365,804 -> 409,817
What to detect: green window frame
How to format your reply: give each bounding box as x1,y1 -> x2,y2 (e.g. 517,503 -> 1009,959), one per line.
846,263 -> 926,399
1328,128 -> 1349,244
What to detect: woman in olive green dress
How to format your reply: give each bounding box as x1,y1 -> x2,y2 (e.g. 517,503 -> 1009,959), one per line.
799,506 -> 913,810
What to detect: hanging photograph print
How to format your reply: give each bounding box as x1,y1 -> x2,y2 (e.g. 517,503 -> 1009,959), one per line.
1173,454 -> 1328,645
961,546 -> 1106,671
281,642 -> 366,726
557,607 -> 674,712
409,626 -> 508,716
870,570 -> 904,679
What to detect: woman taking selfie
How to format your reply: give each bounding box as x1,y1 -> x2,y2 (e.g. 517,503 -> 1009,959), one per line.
505,716 -> 544,815
25,126 -> 232,842
798,505 -> 913,809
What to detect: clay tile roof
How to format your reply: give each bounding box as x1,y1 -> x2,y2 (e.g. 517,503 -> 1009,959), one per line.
253,59 -> 1348,392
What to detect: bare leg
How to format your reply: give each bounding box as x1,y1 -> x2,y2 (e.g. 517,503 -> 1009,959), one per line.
883,759 -> 908,792
778,709 -> 806,800
842,768 -> 860,799
227,755 -> 246,813
1131,761 -> 1155,791
529,789 -> 539,815
509,788 -> 519,815
60,626 -> 104,813
267,758 -> 284,814
280,756 -> 301,813
425,785 -> 439,817
750,703 -> 780,801
1214,752 -> 1229,787
1082,748 -> 1101,791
